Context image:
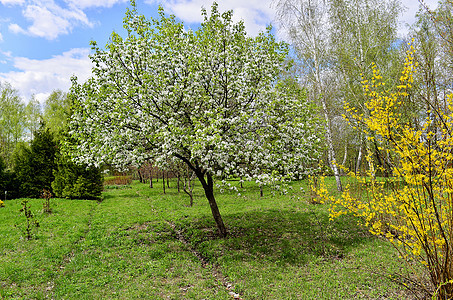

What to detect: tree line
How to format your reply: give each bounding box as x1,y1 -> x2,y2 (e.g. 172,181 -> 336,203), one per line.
0,88 -> 102,200
276,0 -> 453,192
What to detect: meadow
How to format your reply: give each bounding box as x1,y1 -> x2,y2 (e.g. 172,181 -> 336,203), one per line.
0,178 -> 421,299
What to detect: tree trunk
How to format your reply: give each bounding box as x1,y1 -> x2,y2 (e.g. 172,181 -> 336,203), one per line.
137,169 -> 143,183
341,142 -> 348,175
195,171 -> 227,237
312,35 -> 342,191
356,142 -> 363,175
321,98 -> 343,192
162,170 -> 166,194
183,175 -> 194,207
374,140 -> 388,177
167,173 -> 170,188
149,173 -> 153,188
260,185 -> 263,197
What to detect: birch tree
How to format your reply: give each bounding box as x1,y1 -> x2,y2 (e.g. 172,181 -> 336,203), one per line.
276,0 -> 343,191
43,90 -> 70,137
412,1 -> 453,113
25,95 -> 42,141
68,3 -> 323,237
0,82 -> 26,168
329,0 -> 401,175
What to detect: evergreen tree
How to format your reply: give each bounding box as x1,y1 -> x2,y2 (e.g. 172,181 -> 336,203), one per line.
52,153 -> 103,200
0,156 -> 6,198
14,124 -> 57,198
0,155 -> 19,199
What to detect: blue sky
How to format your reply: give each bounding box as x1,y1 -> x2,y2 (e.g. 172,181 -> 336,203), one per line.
0,0 -> 439,103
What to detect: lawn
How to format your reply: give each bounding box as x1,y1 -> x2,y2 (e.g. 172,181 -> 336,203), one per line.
0,177 -> 419,299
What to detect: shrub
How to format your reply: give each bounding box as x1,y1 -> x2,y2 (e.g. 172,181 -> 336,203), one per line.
315,44 -> 452,298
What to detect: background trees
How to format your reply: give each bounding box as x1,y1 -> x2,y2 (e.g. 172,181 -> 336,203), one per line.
276,0 -> 343,191
0,84 -> 103,200
276,0 -> 402,180
43,90 -> 71,138
307,1 -> 453,297
0,83 -> 26,169
24,95 -> 41,142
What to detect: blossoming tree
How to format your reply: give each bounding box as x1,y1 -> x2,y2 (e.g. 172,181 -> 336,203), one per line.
68,2 -> 323,237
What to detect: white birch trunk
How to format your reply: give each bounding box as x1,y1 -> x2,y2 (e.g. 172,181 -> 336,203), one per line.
356,142 -> 363,175
341,142 -> 348,174
321,98 -> 343,192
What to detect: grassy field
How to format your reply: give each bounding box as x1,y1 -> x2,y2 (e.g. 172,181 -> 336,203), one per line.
0,177 -> 420,299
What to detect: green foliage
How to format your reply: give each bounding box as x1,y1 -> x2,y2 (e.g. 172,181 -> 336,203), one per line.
7,120 -> 102,201
12,143 -> 32,194
0,82 -> 26,169
52,154 -> 103,200
0,156 -> 5,194
24,95 -> 42,141
43,90 -> 70,138
14,125 -> 57,198
0,155 -> 19,199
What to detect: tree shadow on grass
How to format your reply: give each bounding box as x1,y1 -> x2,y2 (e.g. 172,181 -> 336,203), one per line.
174,209 -> 372,266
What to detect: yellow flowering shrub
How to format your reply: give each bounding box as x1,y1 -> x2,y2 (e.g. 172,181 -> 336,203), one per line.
315,44 -> 452,299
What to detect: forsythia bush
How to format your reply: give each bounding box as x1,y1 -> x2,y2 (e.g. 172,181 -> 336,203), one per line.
314,44 -> 452,299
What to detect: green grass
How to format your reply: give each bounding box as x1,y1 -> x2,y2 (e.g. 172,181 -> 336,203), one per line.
0,177 -> 418,299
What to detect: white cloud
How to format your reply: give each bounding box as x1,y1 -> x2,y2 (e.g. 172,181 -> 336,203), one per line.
4,0 -> 130,40
23,5 -> 75,39
0,50 -> 12,58
13,2 -> 94,40
8,23 -> 26,34
66,0 -> 128,9
0,0 -> 25,5
146,0 -> 275,36
34,92 -> 50,103
0,32 -> 3,42
5,0 -> 110,40
0,48 -> 93,103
